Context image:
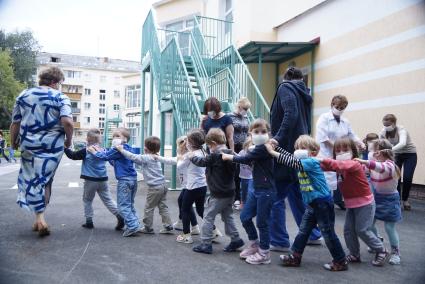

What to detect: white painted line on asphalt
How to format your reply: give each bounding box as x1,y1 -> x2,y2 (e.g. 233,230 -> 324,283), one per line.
0,164 -> 20,176
76,162 -> 82,166
68,182 -> 79,188
10,184 -> 18,189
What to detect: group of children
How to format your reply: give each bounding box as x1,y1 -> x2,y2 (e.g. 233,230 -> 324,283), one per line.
64,117 -> 402,270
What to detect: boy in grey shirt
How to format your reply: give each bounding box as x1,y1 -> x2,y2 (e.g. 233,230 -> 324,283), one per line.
116,136 -> 173,234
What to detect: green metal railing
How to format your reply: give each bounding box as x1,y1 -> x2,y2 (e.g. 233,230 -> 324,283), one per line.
196,16 -> 232,56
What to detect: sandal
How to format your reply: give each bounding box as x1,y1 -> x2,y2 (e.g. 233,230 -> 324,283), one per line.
346,254 -> 361,263
372,249 -> 389,266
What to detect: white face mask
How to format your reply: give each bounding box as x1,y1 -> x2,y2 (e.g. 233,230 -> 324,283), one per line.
294,149 -> 309,160
251,134 -> 269,145
112,138 -> 122,147
207,111 -> 216,118
332,106 -> 344,117
336,152 -> 352,161
384,125 -> 395,132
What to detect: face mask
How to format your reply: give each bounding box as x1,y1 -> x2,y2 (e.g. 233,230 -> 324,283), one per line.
384,125 -> 395,132
207,111 -> 216,118
336,152 -> 352,161
111,138 -> 122,147
294,149 -> 309,160
332,107 -> 344,117
251,134 -> 269,145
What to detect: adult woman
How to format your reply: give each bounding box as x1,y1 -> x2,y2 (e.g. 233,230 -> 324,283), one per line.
316,95 -> 364,210
380,114 -> 417,210
10,67 -> 74,236
201,97 -> 234,151
229,97 -> 251,209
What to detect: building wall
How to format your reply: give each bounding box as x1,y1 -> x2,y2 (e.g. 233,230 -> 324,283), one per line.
276,0 -> 425,184
154,0 -> 204,26
247,63 -> 277,106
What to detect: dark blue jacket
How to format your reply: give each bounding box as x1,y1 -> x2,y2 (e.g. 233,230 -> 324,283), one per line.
233,145 -> 275,190
270,80 -> 313,181
93,144 -> 137,180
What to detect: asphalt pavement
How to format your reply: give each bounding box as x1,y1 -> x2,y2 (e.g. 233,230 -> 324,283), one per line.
0,157 -> 424,284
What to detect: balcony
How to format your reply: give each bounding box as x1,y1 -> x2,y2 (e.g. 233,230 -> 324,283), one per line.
74,122 -> 81,128
65,92 -> 82,100
71,107 -> 81,114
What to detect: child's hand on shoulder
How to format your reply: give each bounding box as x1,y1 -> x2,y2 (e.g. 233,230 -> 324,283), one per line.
187,152 -> 195,159
354,158 -> 367,165
313,157 -> 324,163
115,145 -> 124,152
152,154 -> 159,160
221,153 -> 233,161
264,142 -> 275,153
87,146 -> 97,153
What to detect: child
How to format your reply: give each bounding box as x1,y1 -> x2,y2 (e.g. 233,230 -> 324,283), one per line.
88,127 -> 139,237
154,136 -> 200,235
0,131 -> 10,163
238,137 -> 254,209
65,128 -> 124,230
362,133 -> 379,160
116,136 -> 173,234
266,135 -> 347,271
222,118 -> 276,265
176,129 -> 208,244
320,137 -> 389,266
355,139 -> 402,265
190,128 -> 244,254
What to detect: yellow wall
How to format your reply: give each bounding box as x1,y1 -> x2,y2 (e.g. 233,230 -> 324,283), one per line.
247,63 -> 277,106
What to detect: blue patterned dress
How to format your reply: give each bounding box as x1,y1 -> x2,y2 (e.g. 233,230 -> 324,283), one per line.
12,87 -> 72,212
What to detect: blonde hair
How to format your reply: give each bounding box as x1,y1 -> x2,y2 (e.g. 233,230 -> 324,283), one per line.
205,128 -> 226,145
294,135 -> 320,154
249,118 -> 270,132
87,128 -> 101,143
373,139 -> 401,178
176,136 -> 188,155
237,97 -> 251,109
113,127 -> 130,141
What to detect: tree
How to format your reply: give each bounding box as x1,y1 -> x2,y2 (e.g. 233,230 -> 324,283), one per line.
0,50 -> 25,129
0,30 -> 40,86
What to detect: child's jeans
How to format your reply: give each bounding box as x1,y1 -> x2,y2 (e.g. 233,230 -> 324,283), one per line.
142,184 -> 172,229
344,202 -> 385,256
240,188 -> 276,250
240,178 -> 253,204
83,180 -> 119,219
182,186 -> 207,234
370,220 -> 399,249
291,199 -> 346,262
117,177 -> 140,230
178,189 -> 197,226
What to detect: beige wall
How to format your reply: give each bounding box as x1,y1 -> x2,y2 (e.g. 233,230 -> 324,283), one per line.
154,0 -> 204,25
247,63 -> 277,106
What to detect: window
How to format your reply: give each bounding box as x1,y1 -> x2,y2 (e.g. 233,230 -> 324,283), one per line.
84,88 -> 91,96
84,103 -> 91,110
50,57 -> 60,63
84,117 -> 91,124
71,101 -> 78,108
125,85 -> 141,108
99,103 -> 106,114
113,104 -> 120,111
114,90 -> 120,98
127,122 -> 140,147
65,70 -> 82,78
100,75 -> 107,82
99,117 -> 105,129
99,89 -> 106,100
84,73 -> 91,82
224,0 -> 233,34
72,116 -> 77,122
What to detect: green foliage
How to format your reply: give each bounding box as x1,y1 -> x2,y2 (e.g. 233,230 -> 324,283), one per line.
0,51 -> 26,129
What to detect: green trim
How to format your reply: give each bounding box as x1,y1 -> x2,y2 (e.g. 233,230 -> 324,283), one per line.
140,72 -> 146,153
148,72 -> 154,136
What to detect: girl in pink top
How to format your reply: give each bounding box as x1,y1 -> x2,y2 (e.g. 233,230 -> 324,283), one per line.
355,139 -> 402,265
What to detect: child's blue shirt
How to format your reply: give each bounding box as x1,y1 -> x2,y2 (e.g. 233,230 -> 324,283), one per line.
93,144 -> 137,180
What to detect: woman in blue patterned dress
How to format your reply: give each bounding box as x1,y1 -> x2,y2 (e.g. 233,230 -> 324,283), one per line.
10,67 -> 74,237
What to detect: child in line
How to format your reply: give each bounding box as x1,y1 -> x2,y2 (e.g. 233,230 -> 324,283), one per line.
266,135 -> 347,271
355,139 -> 402,265
222,118 -> 276,265
116,136 -> 173,234
176,129 -> 208,244
362,133 -> 379,161
154,136 -> 200,235
190,128 -> 244,254
238,137 -> 254,210
88,127 -> 139,237
65,128 -> 124,230
320,138 -> 388,266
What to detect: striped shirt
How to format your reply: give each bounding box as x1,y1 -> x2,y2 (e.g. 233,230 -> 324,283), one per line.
365,160 -> 398,195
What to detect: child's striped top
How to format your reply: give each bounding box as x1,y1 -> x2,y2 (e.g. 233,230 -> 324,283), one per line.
365,160 -> 398,195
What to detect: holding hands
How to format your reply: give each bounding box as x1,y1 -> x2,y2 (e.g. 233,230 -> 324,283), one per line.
354,158 -> 367,165
221,153 -> 233,161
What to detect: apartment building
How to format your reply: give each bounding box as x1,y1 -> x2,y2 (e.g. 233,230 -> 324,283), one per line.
151,0 -> 425,185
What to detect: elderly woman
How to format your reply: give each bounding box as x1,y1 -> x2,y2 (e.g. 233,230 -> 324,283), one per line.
316,95 -> 364,210
10,67 -> 74,236
229,97 -> 251,209
200,97 -> 234,151
380,114 -> 417,210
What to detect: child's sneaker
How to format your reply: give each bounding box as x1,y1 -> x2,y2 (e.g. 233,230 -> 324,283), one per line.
191,225 -> 200,235
345,254 -> 361,263
159,225 -> 174,234
233,200 -> 241,210
212,228 -> 223,239
176,233 -> 193,244
115,215 -> 125,231
323,259 -> 348,271
139,226 -> 155,234
193,243 -> 213,254
122,227 -> 139,237
372,249 -> 389,266
173,220 -> 183,231
82,220 -> 94,229
246,251 -> 271,265
239,242 -> 259,259
280,253 -> 302,267
223,239 -> 245,252
389,248 -> 401,265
